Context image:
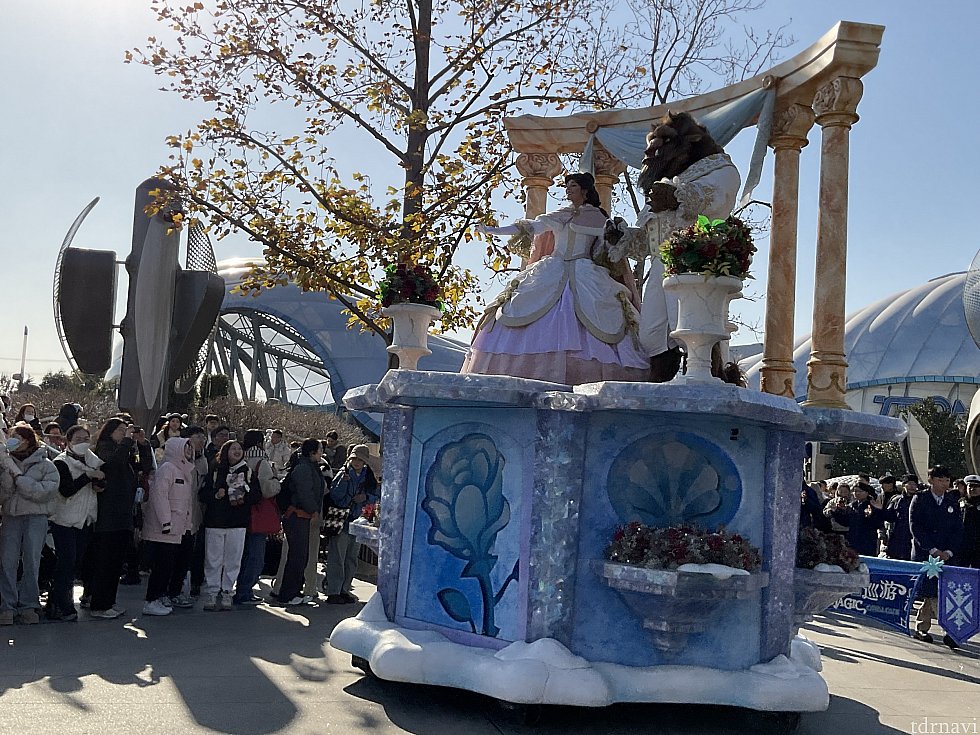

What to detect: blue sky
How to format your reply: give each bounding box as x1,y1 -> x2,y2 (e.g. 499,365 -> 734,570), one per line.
2,1 -> 978,378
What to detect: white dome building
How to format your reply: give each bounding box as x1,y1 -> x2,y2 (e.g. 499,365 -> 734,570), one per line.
742,272 -> 980,418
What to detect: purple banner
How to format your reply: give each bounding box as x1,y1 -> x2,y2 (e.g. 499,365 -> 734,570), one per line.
939,565 -> 980,646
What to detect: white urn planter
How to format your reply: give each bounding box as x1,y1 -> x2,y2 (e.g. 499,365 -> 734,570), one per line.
383,302 -> 442,370
663,274 -> 744,382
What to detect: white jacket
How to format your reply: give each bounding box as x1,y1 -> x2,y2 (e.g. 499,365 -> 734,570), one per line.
51,448 -> 103,528
0,447 -> 60,516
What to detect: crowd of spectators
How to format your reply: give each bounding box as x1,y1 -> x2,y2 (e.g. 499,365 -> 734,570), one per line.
0,396 -> 378,625
801,466 -> 980,650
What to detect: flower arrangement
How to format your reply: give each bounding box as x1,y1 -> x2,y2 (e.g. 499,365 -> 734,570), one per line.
361,502 -> 380,527
795,527 -> 861,572
378,262 -> 443,308
605,522 -> 762,573
659,215 -> 756,279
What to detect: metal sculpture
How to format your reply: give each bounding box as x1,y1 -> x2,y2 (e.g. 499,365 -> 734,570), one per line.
54,177 -> 224,431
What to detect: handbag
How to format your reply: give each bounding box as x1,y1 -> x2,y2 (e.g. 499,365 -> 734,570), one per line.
250,496 -> 282,536
322,504 -> 348,537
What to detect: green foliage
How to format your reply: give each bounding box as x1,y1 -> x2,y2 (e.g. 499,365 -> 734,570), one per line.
829,441 -> 904,479
659,215 -> 756,279
40,371 -> 113,396
199,373 -> 230,404
829,398 -> 967,478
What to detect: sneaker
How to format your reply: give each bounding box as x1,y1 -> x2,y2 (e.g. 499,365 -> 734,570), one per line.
15,610 -> 39,625
203,594 -> 220,612
913,631 -> 933,643
0,610 -> 13,625
341,592 -> 359,604
326,595 -> 348,605
218,593 -> 232,611
57,610 -> 79,622
943,634 -> 959,651
142,600 -> 172,616
169,595 -> 194,609
158,597 -> 174,608
283,595 -> 311,606
90,608 -> 124,620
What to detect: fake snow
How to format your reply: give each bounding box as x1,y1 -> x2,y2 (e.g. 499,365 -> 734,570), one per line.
330,594 -> 829,711
676,563 -> 751,579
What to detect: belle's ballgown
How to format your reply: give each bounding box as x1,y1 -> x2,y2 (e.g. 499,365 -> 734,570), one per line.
461,205 -> 649,385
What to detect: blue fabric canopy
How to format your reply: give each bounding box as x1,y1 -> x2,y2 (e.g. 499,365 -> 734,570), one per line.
581,86 -> 775,207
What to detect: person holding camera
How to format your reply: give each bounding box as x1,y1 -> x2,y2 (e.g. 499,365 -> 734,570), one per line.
49,425 -> 105,621
84,418 -> 153,619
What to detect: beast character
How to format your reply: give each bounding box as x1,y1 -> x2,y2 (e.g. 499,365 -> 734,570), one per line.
605,111 -> 741,380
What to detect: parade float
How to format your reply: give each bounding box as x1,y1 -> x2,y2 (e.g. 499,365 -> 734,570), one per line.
331,21 -> 904,733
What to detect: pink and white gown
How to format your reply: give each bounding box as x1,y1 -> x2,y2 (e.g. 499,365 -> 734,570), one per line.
461,205 -> 649,385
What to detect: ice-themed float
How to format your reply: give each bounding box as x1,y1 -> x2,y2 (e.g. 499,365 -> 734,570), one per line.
331,21 -> 900,731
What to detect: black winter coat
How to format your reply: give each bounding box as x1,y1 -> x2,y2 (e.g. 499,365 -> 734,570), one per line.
94,438 -> 153,532
883,493 -> 914,560
960,499 -> 980,568
201,462 -> 261,529
910,489 -> 964,597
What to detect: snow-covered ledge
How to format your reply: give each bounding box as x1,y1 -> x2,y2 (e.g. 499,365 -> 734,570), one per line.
330,594 -> 829,711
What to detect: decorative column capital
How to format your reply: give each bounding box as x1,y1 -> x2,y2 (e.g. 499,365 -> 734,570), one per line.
812,77 -> 863,128
592,146 -> 627,179
516,152 -> 563,185
769,104 -> 815,151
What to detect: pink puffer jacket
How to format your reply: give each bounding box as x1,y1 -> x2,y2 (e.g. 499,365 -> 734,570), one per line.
142,437 -> 196,544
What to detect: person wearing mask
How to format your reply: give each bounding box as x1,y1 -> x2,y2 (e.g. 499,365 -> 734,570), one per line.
200,440 -> 260,610
49,426 -> 103,622
325,444 -> 379,605
264,429 -> 291,478
909,465 -> 963,648
959,474 -> 980,568
85,418 -> 153,619
277,439 -> 325,606
13,404 -> 42,433
0,426 -> 60,625
141,437 -> 197,616
167,426 -> 209,604
883,475 -> 919,560
233,430 -> 281,605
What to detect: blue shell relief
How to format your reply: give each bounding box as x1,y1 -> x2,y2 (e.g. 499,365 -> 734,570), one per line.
422,433 -> 519,637
607,431 -> 742,528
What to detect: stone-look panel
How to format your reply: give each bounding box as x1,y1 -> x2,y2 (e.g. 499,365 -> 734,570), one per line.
805,77 -> 864,408
516,153 -> 563,220
526,409 -> 588,644
760,103 -> 815,399
377,406 -> 415,621
759,428 -> 807,660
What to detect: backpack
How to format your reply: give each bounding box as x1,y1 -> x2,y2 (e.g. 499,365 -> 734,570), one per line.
276,464 -> 295,514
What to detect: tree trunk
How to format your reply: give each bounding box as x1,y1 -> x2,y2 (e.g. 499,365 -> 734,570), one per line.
402,0 -> 432,247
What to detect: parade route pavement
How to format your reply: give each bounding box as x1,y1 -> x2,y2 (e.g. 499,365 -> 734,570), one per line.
0,578 -> 977,735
